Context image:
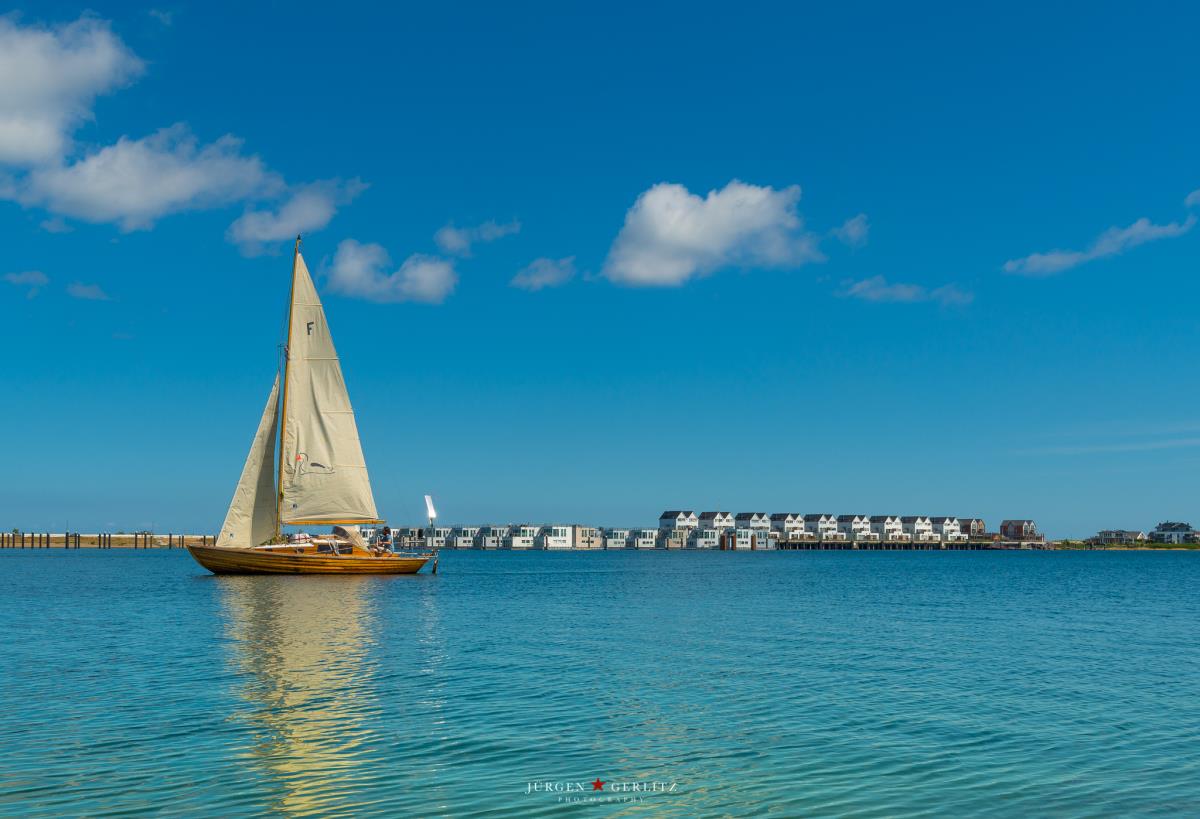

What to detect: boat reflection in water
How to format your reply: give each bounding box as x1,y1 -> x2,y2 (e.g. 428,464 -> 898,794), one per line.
218,575 -> 389,815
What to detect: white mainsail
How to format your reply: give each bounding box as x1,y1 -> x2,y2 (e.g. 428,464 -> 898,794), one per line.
278,251 -> 380,525
218,375 -> 280,548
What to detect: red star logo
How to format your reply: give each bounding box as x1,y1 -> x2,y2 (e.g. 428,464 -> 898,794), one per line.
591,778 -> 605,791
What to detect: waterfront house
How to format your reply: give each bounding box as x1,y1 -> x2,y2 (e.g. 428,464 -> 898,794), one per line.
1092,529 -> 1146,545
479,525 -> 508,549
575,526 -> 604,549
1000,519 -> 1041,541
734,512 -> 771,532
505,525 -> 539,549
726,527 -> 759,549
699,511 -> 735,530
604,528 -> 632,549
658,511 -> 699,531
537,525 -> 574,550
396,527 -> 425,549
959,518 -> 987,539
837,515 -> 875,542
804,514 -> 839,541
1149,521 -> 1198,544
930,517 -> 967,543
770,513 -> 804,537
661,529 -> 688,549
689,528 -> 721,549
451,526 -> 480,549
901,516 -> 936,542
869,515 -> 906,541
634,529 -> 659,549
429,527 -> 451,549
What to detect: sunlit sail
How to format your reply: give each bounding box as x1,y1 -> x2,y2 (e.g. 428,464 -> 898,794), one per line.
187,237 -> 434,575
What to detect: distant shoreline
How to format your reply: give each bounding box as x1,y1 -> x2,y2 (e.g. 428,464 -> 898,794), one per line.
2,536 -> 1198,552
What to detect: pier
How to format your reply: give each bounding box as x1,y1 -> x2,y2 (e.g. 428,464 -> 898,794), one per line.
0,532 -> 216,549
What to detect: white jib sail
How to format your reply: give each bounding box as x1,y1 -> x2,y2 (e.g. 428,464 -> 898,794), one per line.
218,375 -> 280,548
279,251 -> 379,524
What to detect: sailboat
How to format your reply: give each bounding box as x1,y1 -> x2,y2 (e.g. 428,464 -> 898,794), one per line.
187,238 -> 435,575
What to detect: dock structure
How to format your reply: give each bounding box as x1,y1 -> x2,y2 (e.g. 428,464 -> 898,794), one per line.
0,532 -> 216,549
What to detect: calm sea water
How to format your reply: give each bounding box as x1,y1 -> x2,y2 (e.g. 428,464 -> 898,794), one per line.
2,550 -> 1199,817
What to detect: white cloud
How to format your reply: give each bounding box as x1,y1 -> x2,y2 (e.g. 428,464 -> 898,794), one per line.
834,213 -> 869,247
511,256 -> 576,291
1186,189 -> 1200,208
13,124 -> 281,230
843,275 -> 973,306
1004,215 -> 1196,276
228,178 -> 366,255
3,270 -> 49,297
328,239 -> 457,304
603,180 -> 823,286
0,16 -> 143,166
0,17 -> 366,244
434,219 -> 520,256
67,281 -> 111,300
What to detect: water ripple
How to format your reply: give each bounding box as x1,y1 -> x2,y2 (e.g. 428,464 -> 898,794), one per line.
2,550 -> 1200,816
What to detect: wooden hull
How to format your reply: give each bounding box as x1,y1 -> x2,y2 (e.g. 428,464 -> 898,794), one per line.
186,544 -> 432,575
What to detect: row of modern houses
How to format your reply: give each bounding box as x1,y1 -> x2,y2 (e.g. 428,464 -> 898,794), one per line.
1090,521 -> 1200,546
379,513 -> 1042,550
654,512 -> 1040,546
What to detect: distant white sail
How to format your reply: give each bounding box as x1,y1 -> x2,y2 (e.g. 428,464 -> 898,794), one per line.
279,252 -> 380,525
218,375 -> 280,548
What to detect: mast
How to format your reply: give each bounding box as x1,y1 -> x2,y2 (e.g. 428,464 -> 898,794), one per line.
276,234 -> 301,538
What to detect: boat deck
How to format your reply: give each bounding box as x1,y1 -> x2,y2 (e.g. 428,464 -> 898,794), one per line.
186,544 -> 433,575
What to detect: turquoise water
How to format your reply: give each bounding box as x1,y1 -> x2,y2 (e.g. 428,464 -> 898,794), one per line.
2,550 -> 1199,817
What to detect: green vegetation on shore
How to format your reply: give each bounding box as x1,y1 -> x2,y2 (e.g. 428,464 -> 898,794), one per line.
1053,540 -> 1200,550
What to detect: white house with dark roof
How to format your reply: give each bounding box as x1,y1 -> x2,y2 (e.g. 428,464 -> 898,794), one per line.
837,515 -> 876,542
804,514 -> 840,540
605,528 -> 632,549
930,516 -> 967,543
870,516 -> 906,541
699,511 -> 735,530
770,513 -> 804,537
901,516 -> 936,542
734,512 -> 771,532
658,510 -> 699,531
689,528 -> 721,549
1148,522 -> 1196,544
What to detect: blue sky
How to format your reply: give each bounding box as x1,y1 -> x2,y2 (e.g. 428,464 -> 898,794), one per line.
2,2 -> 1198,537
